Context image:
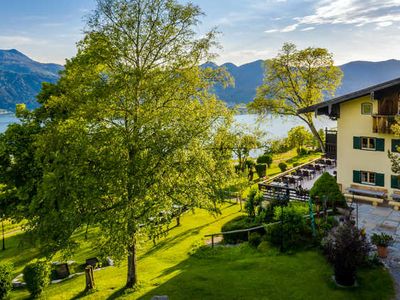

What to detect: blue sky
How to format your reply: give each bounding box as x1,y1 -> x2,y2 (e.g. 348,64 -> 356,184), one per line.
1,0 -> 400,66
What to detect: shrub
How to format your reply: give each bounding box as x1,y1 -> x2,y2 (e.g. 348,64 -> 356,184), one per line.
278,162 -> 287,172
296,147 -> 308,156
322,222 -> 370,286
293,162 -> 300,167
371,233 -> 394,247
310,172 -> 346,208
248,232 -> 262,248
257,241 -> 269,252
257,154 -> 273,167
265,206 -> 311,250
245,159 -> 256,170
0,263 -> 13,300
255,164 -> 267,178
245,186 -> 264,218
23,260 -> 50,298
221,216 -> 262,244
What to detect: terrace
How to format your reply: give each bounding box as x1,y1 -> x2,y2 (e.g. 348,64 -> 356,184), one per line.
258,157 -> 337,201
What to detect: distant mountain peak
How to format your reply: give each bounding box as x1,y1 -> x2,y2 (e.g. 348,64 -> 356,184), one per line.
0,49 -> 63,111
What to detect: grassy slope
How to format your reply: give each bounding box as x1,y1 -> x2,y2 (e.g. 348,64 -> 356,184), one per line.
7,201 -> 394,300
9,202 -> 244,299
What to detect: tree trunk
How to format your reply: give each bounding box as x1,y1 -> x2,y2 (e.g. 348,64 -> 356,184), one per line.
85,265 -> 95,291
306,120 -> 325,153
126,241 -> 138,288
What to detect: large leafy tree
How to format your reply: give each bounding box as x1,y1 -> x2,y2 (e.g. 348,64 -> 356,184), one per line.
287,126 -> 313,150
20,0 -> 233,289
249,43 -> 343,152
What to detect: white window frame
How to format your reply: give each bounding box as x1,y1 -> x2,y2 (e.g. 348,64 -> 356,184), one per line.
361,171 -> 376,185
361,102 -> 373,115
361,137 -> 376,150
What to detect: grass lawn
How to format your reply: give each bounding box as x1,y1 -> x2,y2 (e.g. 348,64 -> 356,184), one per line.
6,200 -> 395,300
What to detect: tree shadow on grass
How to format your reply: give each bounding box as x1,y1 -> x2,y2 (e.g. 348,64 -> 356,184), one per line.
140,210 -> 240,259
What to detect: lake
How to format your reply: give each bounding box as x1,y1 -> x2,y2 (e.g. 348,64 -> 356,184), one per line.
0,113 -> 336,138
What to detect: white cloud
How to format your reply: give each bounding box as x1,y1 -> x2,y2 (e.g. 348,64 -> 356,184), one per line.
0,35 -> 47,46
281,23 -> 298,32
265,29 -> 279,33
377,21 -> 393,27
300,26 -> 315,31
266,0 -> 400,33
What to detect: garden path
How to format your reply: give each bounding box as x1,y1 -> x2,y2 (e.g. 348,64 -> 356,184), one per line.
353,204 -> 400,299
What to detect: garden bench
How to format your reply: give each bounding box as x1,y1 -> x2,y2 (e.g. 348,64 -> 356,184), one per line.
344,184 -> 387,206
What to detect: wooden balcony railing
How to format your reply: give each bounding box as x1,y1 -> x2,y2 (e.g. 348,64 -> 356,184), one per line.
372,115 -> 396,134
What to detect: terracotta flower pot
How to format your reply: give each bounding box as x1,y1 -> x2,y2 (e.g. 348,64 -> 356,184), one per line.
377,245 -> 388,258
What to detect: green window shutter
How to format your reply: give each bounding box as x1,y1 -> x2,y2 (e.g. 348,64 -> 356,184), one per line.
353,170 -> 361,183
375,138 -> 385,151
392,139 -> 400,152
353,137 -> 361,149
375,173 -> 385,187
391,175 -> 400,189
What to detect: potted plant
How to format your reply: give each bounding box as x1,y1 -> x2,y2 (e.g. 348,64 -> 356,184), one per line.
371,233 -> 394,258
322,222 -> 370,287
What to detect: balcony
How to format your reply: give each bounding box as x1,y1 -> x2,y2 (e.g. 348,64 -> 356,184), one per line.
372,115 -> 396,134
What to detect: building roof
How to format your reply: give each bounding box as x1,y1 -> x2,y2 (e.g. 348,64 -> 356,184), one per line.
298,77 -> 400,114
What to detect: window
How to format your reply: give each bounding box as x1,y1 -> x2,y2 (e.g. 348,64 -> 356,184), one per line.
354,170 -> 385,186
361,137 -> 376,150
361,102 -> 372,115
361,171 -> 375,184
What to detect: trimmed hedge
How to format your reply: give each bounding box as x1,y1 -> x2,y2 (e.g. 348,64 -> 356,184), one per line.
278,162 -> 287,172
255,164 -> 267,178
310,172 -> 346,208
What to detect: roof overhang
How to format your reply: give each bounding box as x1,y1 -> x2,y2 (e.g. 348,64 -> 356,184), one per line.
298,77 -> 400,118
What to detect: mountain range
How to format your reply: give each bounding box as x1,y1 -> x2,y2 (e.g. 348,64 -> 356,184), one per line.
2,49 -> 400,110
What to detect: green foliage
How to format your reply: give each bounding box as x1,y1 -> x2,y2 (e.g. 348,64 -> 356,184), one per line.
250,42 -> 343,152
268,138 -> 291,154
265,206 -> 311,250
245,159 -> 256,170
288,126 -> 313,150
256,154 -> 273,167
245,186 -> 264,218
322,222 -> 370,286
221,216 -> 261,244
0,263 -> 13,300
371,233 -> 394,247
248,232 -> 262,248
310,172 -> 346,208
231,126 -> 261,172
257,241 -> 269,252
23,260 -> 50,298
296,147 -> 308,156
278,162 -> 287,172
255,164 -> 267,179
1,0 -> 237,288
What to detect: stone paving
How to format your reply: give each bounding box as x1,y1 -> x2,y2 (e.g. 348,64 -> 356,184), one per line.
352,204 -> 400,299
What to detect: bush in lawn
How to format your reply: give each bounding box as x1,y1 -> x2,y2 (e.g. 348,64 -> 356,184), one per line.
278,162 -> 287,172
248,232 -> 262,248
23,260 -> 50,298
265,206 -> 311,250
322,221 -> 370,286
0,263 -> 13,300
257,154 -> 273,167
310,172 -> 346,208
245,186 -> 264,218
257,241 -> 269,252
245,159 -> 256,170
255,163 -> 267,178
296,147 -> 308,156
221,216 -> 261,244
